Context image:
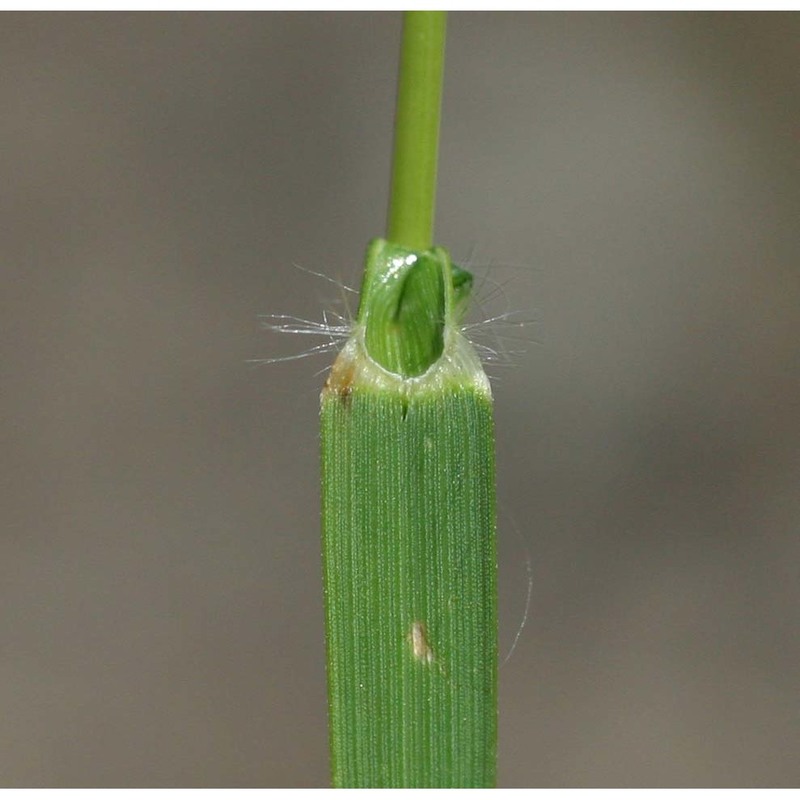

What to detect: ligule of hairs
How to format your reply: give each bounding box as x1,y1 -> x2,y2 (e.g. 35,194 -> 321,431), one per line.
258,261 -> 535,372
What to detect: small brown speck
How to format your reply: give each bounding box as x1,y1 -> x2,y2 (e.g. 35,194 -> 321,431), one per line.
408,621 -> 435,665
325,357 -> 356,407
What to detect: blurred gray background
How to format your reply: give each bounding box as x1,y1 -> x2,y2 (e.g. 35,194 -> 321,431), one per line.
1,11 -> 798,786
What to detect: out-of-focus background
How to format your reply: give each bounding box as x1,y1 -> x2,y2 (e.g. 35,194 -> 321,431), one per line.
1,11 -> 798,787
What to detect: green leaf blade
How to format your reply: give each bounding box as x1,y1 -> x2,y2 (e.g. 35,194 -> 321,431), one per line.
321,387 -> 497,788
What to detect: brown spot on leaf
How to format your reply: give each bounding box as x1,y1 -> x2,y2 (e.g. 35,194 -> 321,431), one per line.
408,621 -> 435,665
324,356 -> 356,408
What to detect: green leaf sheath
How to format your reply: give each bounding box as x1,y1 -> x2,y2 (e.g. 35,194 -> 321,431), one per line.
360,239 -> 446,378
320,241 -> 497,787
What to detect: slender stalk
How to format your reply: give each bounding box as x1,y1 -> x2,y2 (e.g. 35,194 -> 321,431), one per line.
386,11 -> 447,251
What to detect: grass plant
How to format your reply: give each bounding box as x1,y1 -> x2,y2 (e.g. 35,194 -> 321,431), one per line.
320,11 -> 497,787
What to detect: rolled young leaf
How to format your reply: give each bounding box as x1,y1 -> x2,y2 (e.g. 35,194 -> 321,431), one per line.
321,239 -> 497,787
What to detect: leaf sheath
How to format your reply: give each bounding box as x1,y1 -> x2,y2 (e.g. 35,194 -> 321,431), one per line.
321,377 -> 497,787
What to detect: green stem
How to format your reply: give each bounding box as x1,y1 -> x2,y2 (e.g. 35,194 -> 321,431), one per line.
386,11 -> 447,251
